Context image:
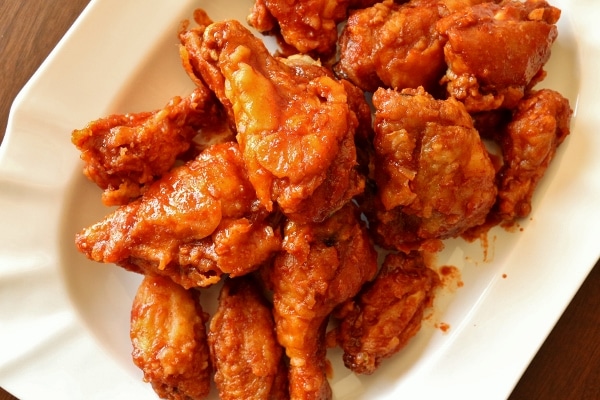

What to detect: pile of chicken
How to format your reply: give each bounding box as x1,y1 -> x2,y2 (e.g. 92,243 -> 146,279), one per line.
72,0 -> 572,399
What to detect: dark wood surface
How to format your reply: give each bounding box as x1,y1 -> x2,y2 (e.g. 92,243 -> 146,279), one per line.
0,1 -> 598,399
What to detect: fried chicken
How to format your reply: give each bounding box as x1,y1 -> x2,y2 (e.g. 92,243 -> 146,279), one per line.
335,0 -> 446,93
271,203 -> 377,399
496,88 -> 572,220
130,275 -> 211,400
71,85 -> 224,206
333,251 -> 439,375
71,3 -> 574,398
75,142 -> 281,288
370,87 -> 497,251
209,277 -> 289,400
247,0 -> 349,56
437,0 -> 561,112
180,19 -> 364,223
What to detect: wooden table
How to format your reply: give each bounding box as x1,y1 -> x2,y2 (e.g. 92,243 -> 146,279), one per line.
1,1 -> 598,399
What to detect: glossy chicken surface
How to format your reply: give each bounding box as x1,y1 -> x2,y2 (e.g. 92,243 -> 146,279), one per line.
370,87 -> 497,251
180,19 -> 364,223
247,0 -> 349,56
71,3 -> 573,398
71,85 -> 222,206
496,89 -> 572,220
437,0 -> 561,111
130,275 -> 211,400
209,277 -> 289,400
76,142 -> 281,288
271,204 -> 377,399
335,0 -> 446,93
333,252 -> 439,374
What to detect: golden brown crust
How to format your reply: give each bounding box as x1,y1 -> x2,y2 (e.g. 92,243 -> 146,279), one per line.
75,142 -> 281,288
72,3 -> 573,398
180,19 -> 364,223
333,252 -> 439,375
369,87 -> 497,251
335,0 -> 446,93
272,203 -> 378,399
496,89 -> 572,220
71,86 -> 223,206
130,275 -> 211,400
209,277 -> 288,400
437,0 -> 561,112
247,0 -> 349,56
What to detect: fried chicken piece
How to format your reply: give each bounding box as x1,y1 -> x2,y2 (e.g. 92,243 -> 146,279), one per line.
370,87 -> 497,252
496,89 -> 572,220
437,0 -> 561,112
71,85 -> 224,206
333,252 -> 439,375
180,19 -> 364,223
334,0 -> 498,94
209,277 -> 289,400
335,0 -> 446,93
275,54 -> 374,164
271,203 -> 378,399
247,0 -> 349,56
130,275 -> 211,400
75,142 -> 281,288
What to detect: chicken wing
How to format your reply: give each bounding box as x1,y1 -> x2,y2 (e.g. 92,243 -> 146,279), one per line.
332,251 -> 439,375
180,19 -> 364,223
437,0 -> 561,112
130,275 -> 211,400
370,87 -> 497,252
247,0 -> 349,56
209,276 -> 289,400
271,203 -> 378,399
496,88 -> 572,220
335,0 -> 446,93
75,142 -> 281,288
71,85 -> 224,206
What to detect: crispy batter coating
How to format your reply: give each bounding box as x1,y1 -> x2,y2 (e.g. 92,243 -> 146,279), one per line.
496,89 -> 572,220
71,86 -> 223,206
437,0 -> 561,112
271,203 -> 378,399
130,275 -> 211,400
72,4 -> 574,398
75,142 -> 281,288
247,0 -> 349,56
333,252 -> 439,375
209,277 -> 289,400
370,87 -> 497,251
335,0 -> 446,93
180,19 -> 364,222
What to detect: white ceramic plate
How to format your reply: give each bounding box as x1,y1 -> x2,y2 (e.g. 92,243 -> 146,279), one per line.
1,0 -> 599,399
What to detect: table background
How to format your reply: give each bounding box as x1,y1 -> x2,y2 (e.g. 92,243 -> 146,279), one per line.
1,0 -> 598,399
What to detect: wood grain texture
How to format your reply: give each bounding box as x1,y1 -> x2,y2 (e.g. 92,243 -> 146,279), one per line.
0,1 -> 598,399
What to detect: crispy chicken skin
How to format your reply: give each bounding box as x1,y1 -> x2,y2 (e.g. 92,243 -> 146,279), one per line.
370,87 -> 497,251
496,89 -> 572,220
130,275 -> 211,400
271,203 -> 377,399
333,252 -> 439,375
75,142 -> 281,288
335,0 -> 446,93
180,19 -> 364,222
437,0 -> 561,112
71,86 -> 222,206
247,0 -> 349,56
71,3 -> 573,398
209,277 -> 289,400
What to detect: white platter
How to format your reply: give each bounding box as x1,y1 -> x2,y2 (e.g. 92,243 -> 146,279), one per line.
1,0 -> 599,399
